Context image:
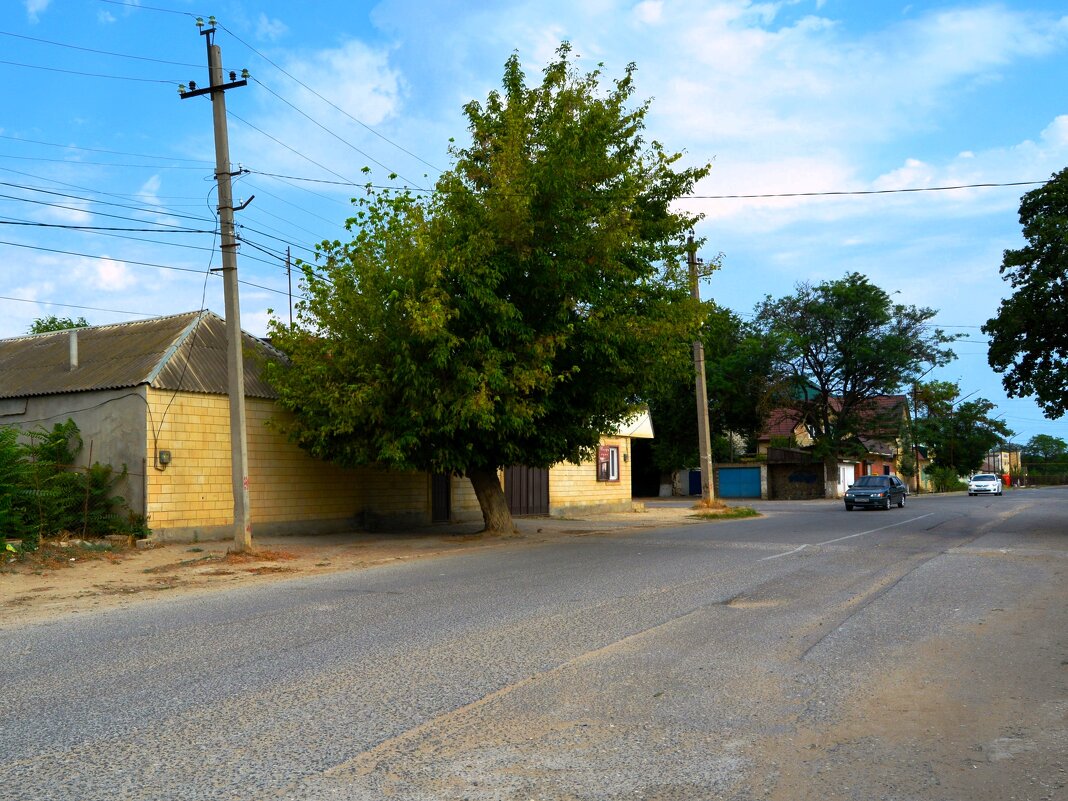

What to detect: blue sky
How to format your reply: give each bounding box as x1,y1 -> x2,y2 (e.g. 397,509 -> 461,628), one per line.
4,0 -> 1068,445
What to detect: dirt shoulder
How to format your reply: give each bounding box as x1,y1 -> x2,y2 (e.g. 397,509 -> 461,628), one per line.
1,504 -> 722,630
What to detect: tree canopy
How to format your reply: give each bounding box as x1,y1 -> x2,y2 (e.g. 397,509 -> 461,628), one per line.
913,390 -> 1013,475
984,167 -> 1068,418
266,45 -> 709,533
646,304 -> 777,475
28,315 -> 88,334
754,272 -> 958,494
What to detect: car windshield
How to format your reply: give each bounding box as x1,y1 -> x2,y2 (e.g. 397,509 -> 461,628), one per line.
852,476 -> 889,487
971,474 -> 997,482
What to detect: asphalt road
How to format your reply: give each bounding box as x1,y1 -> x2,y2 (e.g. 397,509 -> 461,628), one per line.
3,489 -> 1066,800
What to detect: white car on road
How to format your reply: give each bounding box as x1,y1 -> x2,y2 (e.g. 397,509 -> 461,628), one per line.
968,473 -> 1003,496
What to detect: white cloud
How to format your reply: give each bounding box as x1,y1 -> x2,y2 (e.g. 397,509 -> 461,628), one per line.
633,1 -> 664,25
95,258 -> 137,291
256,14 -> 287,42
24,0 -> 50,23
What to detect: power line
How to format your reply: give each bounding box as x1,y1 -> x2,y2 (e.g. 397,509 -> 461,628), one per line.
0,152 -> 212,171
0,58 -> 179,84
0,238 -> 292,298
0,180 -> 215,224
96,0 -> 198,18
250,77 -> 425,190
220,24 -> 441,175
0,30 -> 201,68
681,180 -> 1047,200
0,293 -> 146,318
0,133 -> 214,165
226,110 -> 367,190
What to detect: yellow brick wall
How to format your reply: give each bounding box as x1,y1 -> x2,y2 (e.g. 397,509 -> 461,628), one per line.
145,390 -> 430,537
549,437 -> 633,513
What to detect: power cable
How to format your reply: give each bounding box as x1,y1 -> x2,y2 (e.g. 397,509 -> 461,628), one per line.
250,77 -> 424,190
1,180 -> 215,224
226,110 -> 365,189
0,30 -> 201,68
0,58 -> 180,84
219,24 -> 441,174
0,133 -> 214,165
0,293 -> 145,318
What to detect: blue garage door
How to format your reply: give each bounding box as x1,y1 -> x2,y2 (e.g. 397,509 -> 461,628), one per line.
718,467 -> 761,498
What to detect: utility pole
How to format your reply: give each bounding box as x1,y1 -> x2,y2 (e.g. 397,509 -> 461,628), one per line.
688,233 -> 716,505
286,247 -> 293,327
179,17 -> 254,552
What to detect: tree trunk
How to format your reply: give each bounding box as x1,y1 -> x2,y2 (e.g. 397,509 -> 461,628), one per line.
467,466 -> 516,535
824,458 -> 840,499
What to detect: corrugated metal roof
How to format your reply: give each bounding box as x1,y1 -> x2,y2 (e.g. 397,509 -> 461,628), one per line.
0,311 -> 283,400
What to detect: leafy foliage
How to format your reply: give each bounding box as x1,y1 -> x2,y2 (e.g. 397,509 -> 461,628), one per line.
754,272 -> 958,478
646,304 -> 777,473
28,315 -> 89,334
910,381 -> 1013,476
0,420 -> 144,553
984,167 -> 1068,418
1023,434 -> 1068,476
266,45 -> 709,531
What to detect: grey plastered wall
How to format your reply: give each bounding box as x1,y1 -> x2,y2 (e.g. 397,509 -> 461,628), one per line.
0,387 -> 150,517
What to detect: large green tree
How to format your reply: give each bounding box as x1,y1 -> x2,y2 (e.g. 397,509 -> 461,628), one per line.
266,46 -> 709,533
984,167 -> 1068,418
754,272 -> 958,497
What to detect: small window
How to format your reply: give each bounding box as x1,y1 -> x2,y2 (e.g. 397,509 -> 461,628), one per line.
596,445 -> 620,482
883,465 -> 891,476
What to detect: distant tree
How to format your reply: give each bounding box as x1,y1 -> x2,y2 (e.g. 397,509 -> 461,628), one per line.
28,315 -> 88,334
266,45 -> 709,534
755,272 -> 958,497
919,397 -> 1014,476
1024,433 -> 1067,461
984,167 -> 1068,418
1023,434 -> 1068,476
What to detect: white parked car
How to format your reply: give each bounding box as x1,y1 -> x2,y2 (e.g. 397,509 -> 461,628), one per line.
968,473 -> 1003,496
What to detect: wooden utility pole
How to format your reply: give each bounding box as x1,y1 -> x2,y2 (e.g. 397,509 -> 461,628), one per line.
688,233 -> 715,505
179,17 -> 254,552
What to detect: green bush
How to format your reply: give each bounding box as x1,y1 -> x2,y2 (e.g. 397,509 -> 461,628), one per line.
0,419 -> 145,553
927,465 -> 967,493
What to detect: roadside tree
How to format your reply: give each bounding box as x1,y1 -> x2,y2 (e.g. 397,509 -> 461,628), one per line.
984,167 -> 1068,418
265,46 -> 709,534
755,272 -> 958,497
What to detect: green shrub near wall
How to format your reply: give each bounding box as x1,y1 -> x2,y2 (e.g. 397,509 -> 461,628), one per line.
0,419 -> 146,553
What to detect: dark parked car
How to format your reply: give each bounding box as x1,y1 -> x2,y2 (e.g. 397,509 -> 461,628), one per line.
844,475 -> 907,511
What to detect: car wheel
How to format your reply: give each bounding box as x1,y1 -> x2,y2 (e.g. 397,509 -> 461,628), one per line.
884,495 -> 892,510
897,493 -> 905,508
845,504 -> 853,511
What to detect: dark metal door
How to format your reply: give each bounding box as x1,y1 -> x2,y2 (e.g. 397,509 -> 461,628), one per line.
431,474 -> 451,523
504,466 -> 549,515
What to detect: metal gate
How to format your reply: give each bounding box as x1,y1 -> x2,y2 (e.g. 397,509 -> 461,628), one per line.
431,474 -> 451,523
504,466 -> 549,515
717,466 -> 761,498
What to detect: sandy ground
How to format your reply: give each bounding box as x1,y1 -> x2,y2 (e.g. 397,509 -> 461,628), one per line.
1,504 -> 709,629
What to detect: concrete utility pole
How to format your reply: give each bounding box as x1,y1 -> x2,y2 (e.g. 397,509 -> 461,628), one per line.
688,233 -> 716,505
179,18 -> 254,552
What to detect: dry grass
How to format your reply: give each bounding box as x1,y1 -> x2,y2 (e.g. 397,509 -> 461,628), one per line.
1,538 -> 127,574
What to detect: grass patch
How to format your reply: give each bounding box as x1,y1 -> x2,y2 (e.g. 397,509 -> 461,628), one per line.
689,506 -> 760,521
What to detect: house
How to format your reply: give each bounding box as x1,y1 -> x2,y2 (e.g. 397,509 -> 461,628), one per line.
0,312 -> 649,540
756,394 -> 919,498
